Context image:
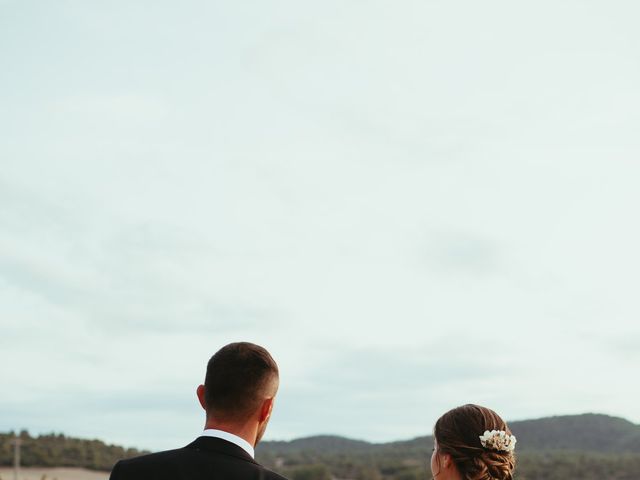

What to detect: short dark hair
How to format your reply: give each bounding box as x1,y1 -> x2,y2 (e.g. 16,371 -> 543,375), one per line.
204,342 -> 279,420
434,404 -> 516,480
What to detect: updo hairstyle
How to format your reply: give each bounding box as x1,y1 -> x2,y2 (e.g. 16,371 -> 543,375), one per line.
434,404 -> 516,480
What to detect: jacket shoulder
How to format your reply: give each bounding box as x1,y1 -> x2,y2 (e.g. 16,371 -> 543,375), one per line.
262,469 -> 289,480
110,447 -> 290,480
109,449 -> 188,479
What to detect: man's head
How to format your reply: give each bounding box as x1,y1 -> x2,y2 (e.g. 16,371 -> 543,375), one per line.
197,342 -> 279,445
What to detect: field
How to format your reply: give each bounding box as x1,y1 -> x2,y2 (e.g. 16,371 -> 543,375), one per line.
0,468 -> 108,480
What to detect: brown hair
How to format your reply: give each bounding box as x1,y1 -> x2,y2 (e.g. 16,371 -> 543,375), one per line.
204,342 -> 279,420
434,404 -> 516,480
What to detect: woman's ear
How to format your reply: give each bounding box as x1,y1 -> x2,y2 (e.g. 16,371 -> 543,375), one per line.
440,452 -> 453,470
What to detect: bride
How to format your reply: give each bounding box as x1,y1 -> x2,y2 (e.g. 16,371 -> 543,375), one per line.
430,404 -> 516,480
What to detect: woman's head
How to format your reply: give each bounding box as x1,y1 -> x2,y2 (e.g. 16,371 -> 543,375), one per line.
430,404 -> 516,480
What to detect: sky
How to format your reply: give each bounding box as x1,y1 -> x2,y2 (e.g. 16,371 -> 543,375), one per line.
1,0 -> 639,453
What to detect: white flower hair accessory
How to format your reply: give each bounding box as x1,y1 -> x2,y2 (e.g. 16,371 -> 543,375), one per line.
479,430 -> 517,452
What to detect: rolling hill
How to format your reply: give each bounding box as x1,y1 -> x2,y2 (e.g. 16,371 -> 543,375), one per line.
255,414 -> 640,480
2,413 -> 639,480
258,413 -> 640,455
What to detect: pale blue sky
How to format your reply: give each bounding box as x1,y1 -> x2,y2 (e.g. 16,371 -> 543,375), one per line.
1,0 -> 639,451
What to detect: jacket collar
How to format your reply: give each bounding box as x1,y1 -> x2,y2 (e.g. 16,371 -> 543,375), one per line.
186,436 -> 260,465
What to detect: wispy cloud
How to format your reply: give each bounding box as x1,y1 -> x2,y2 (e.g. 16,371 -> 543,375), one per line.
1,0 -> 640,451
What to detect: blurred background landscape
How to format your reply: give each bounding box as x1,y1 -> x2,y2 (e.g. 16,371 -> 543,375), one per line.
2,1 -> 639,479
2,413 -> 640,480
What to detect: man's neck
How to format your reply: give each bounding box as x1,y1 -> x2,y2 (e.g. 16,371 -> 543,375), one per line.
205,419 -> 258,448
201,428 -> 255,458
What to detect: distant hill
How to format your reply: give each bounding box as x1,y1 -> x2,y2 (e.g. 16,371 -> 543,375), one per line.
259,413 -> 640,455
3,413 -> 640,479
508,413 -> 640,453
0,431 -> 147,471
256,414 -> 640,480
264,435 -> 374,454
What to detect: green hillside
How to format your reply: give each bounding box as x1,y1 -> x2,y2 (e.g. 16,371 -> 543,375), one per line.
508,413 -> 640,453
0,431 -> 147,472
2,413 -> 639,479
256,414 -> 640,480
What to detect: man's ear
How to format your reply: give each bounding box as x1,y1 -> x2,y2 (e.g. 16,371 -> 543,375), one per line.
196,384 -> 207,411
259,397 -> 274,423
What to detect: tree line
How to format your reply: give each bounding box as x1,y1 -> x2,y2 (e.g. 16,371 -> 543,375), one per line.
3,414 -> 639,479
257,446 -> 640,480
0,431 -> 146,472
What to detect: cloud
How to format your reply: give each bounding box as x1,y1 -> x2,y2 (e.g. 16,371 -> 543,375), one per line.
0,180 -> 288,337
269,343 -> 520,441
2,0 -> 640,451
308,345 -> 514,392
422,231 -> 505,276
582,331 -> 640,360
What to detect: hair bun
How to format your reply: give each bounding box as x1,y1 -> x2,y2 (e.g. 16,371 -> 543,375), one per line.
433,404 -> 516,480
467,450 -> 515,480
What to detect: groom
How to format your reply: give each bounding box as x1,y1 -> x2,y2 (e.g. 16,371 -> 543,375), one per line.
109,342 -> 287,480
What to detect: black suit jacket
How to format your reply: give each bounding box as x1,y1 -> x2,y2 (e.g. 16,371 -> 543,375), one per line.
109,436 -> 288,480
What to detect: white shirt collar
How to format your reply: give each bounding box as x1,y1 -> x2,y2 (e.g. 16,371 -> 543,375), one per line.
201,429 -> 255,459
